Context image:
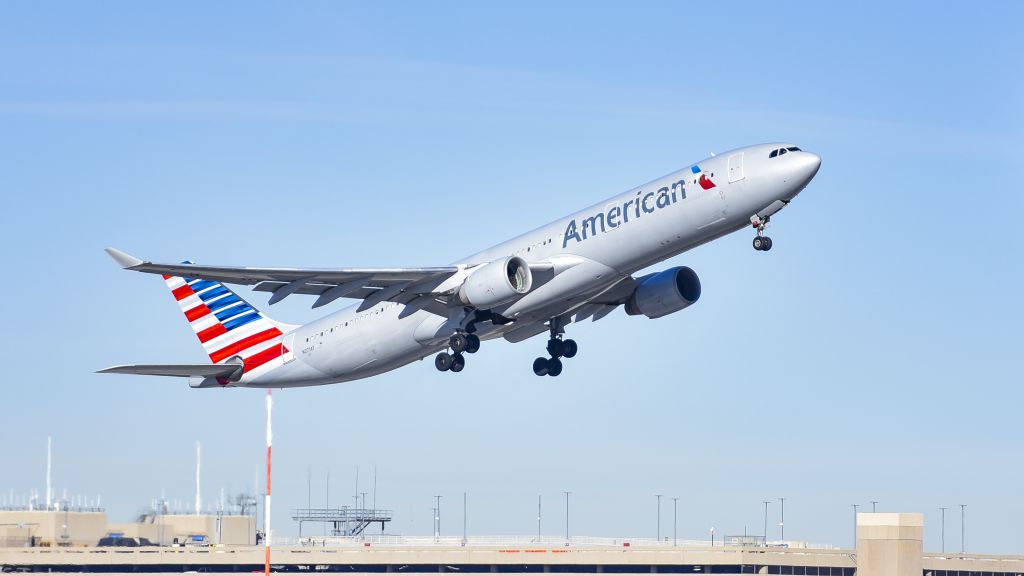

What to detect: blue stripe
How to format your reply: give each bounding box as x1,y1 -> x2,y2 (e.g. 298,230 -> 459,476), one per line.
206,293 -> 241,312
197,285 -> 229,302
215,302 -> 252,321
223,311 -> 261,331
691,165 -> 701,174
189,279 -> 218,293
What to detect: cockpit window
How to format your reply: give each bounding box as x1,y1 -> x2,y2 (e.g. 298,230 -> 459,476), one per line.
771,146 -> 803,158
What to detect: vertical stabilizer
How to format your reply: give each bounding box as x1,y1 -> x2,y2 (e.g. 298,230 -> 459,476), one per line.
161,265 -> 295,381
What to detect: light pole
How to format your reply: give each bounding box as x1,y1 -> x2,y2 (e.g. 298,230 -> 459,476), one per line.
710,527 -> 715,547
563,491 -> 571,543
432,507 -> 438,539
537,495 -> 542,541
435,495 -> 443,538
871,501 -> 878,513
655,495 -> 663,541
462,492 -> 467,544
959,504 -> 966,553
62,499 -> 69,545
939,507 -> 947,553
672,498 -> 679,546
852,504 -> 860,548
762,501 -> 770,547
779,497 -> 786,542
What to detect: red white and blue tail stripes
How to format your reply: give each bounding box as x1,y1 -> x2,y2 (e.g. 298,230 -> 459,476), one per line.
163,269 -> 288,382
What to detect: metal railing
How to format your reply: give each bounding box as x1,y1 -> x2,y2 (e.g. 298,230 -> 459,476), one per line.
272,534 -> 839,550
0,505 -> 105,513
291,508 -> 393,537
291,508 -> 393,522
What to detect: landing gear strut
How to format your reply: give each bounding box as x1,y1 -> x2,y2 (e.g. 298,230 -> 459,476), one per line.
533,319 -> 578,377
751,215 -> 773,252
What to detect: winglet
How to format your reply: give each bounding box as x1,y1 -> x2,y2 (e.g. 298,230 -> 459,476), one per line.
104,247 -> 144,269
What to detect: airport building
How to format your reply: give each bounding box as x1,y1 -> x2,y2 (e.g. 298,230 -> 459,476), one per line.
0,506 -> 256,548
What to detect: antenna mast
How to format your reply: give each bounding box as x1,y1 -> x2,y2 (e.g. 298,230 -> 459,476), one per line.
195,441 -> 202,515
46,436 -> 52,510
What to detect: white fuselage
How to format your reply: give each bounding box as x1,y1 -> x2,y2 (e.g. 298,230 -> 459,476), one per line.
251,143 -> 820,387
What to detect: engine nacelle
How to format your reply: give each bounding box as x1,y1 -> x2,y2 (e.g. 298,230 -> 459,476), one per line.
458,256 -> 533,309
625,266 -> 701,319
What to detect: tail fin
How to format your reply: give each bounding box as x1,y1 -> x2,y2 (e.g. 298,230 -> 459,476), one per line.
162,265 -> 296,379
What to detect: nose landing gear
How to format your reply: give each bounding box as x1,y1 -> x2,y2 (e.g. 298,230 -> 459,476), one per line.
751,215 -> 773,251
533,320 -> 578,377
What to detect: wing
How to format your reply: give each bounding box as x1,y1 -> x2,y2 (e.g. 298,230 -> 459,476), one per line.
105,247 -> 460,312
97,363 -> 242,378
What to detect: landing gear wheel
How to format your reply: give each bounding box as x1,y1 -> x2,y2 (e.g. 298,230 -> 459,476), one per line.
762,237 -> 773,251
546,357 -> 563,377
753,236 -> 765,251
546,338 -> 565,358
561,339 -> 578,359
449,333 -> 468,353
533,357 -> 550,376
450,353 -> 466,373
434,352 -> 453,372
465,334 -> 481,354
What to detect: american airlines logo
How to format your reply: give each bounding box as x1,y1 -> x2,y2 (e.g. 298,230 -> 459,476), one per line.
562,166 -> 714,248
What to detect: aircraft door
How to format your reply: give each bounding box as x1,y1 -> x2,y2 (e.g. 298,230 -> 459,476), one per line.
728,152 -> 745,183
281,332 -> 296,364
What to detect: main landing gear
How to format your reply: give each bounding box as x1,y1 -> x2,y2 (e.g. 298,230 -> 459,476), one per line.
533,322 -> 578,377
434,332 -> 481,373
751,215 -> 773,252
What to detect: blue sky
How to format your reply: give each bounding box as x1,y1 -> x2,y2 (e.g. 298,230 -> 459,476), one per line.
1,1 -> 1022,552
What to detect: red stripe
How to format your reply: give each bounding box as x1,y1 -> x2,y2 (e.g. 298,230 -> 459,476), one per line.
185,304 -> 212,322
209,328 -> 282,363
196,323 -> 227,343
172,285 -> 194,301
244,344 -> 284,373
162,274 -> 171,280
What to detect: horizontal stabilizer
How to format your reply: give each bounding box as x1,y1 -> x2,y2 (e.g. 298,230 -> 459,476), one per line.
97,363 -> 242,379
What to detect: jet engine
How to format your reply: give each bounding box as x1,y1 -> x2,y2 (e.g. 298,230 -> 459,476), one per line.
625,266 -> 701,319
458,256 -> 533,309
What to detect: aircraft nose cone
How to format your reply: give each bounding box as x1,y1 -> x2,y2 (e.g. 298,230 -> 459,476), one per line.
797,152 -> 821,183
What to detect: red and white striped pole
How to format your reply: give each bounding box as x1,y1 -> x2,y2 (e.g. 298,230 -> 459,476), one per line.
264,389 -> 273,576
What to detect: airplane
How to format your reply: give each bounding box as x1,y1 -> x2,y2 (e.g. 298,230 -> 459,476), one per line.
99,143 -> 820,387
